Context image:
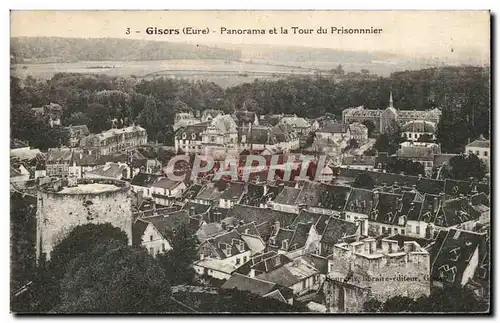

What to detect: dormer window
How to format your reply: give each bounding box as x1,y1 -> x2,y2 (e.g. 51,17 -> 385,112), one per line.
270,237 -> 276,245
182,133 -> 187,139
191,134 -> 196,140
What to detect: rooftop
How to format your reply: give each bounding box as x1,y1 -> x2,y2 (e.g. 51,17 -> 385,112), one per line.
58,183 -> 121,194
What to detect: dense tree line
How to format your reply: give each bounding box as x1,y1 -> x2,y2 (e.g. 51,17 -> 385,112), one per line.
11,37 -> 241,63
10,65 -> 489,152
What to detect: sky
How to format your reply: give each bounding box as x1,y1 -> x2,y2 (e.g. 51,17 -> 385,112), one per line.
10,10 -> 490,63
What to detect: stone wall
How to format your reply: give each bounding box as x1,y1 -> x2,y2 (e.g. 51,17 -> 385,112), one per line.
36,179 -> 133,260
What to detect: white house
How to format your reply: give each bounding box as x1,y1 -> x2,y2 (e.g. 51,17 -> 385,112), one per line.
465,135 -> 490,171
151,177 -> 187,206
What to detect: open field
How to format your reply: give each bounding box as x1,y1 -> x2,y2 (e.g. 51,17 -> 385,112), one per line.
11,58 -> 430,88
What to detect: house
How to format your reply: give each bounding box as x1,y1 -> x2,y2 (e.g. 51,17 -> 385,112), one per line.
173,111 -> 200,131
257,257 -> 321,297
348,122 -> 369,144
465,135 -> 490,171
195,222 -> 225,243
430,228 -> 487,288
319,216 -> 361,256
132,209 -> 189,257
323,237 -> 430,313
193,183 -> 225,206
174,122 -> 210,154
221,273 -> 294,304
342,93 -> 442,134
65,125 -> 90,147
278,115 -> 311,135
69,150 -> 101,178
130,172 -> 163,199
84,162 -> 129,180
396,142 -> 441,176
401,120 -> 437,142
201,114 -> 239,158
80,125 -> 148,156
234,251 -> 292,277
46,148 -> 74,177
32,102 -> 62,127
218,182 -> 246,209
194,230 -> 256,280
10,164 -> 30,185
151,177 -> 187,207
341,155 -> 376,170
316,122 -> 351,148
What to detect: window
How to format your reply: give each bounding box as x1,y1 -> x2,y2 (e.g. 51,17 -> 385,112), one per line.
162,243 -> 166,252
394,228 -> 398,234
476,151 -> 480,155
150,235 -> 153,241
236,258 -> 241,265
484,151 -> 488,157
302,280 -> 306,289
401,229 -> 405,235
243,256 -> 247,263
149,247 -> 154,255
416,226 -> 420,235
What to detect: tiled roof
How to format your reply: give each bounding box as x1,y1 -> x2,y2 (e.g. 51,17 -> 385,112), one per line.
85,162 -> 128,179
317,122 -> 348,134
467,138 -> 490,148
239,183 -> 266,206
46,148 -> 73,163
196,184 -> 224,201
345,188 -> 374,215
221,273 -> 277,296
196,222 -> 225,243
183,201 -> 211,216
141,210 -> 189,238
431,228 -> 486,286
130,172 -> 162,187
182,184 -> 204,200
273,186 -> 301,205
220,182 -> 246,201
370,192 -> 403,225
228,204 -> 297,227
258,258 -> 318,288
320,216 -> 359,246
205,229 -> 250,259
152,177 -> 182,190
401,120 -> 436,133
291,210 -> 330,235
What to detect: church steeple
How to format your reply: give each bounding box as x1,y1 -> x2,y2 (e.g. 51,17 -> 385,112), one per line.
389,91 -> 394,108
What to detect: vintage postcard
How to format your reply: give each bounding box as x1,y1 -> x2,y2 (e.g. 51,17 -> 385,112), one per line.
10,10 -> 491,314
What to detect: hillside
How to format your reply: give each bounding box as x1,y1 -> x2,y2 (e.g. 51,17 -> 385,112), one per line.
10,37 -> 242,63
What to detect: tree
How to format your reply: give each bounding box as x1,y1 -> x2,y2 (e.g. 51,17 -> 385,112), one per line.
87,103 -> 112,133
67,112 -> 90,126
49,223 -> 129,280
157,222 -> 198,285
56,241 -> 172,313
448,153 -> 487,180
362,120 -> 376,137
352,173 -> 376,189
362,298 -> 382,312
386,158 -> 425,176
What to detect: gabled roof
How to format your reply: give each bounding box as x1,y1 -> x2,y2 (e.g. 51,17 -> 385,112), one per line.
183,201 -> 211,216
273,186 -> 301,205
196,222 -> 225,243
234,222 -> 260,237
444,179 -> 479,198
85,162 -> 127,179
345,188 -> 374,215
288,222 -> 313,251
291,210 -> 330,236
141,210 -> 189,238
401,120 -> 436,133
317,122 -> 348,134
434,197 -> 479,228
370,192 -> 403,225
220,182 -> 246,201
196,184 -> 224,201
320,216 -> 359,246
239,183 -> 266,206
228,204 -> 297,227
46,148 -> 73,163
221,273 -> 277,296
258,258 -> 319,288
205,229 -> 250,259
466,137 -> 490,148
152,177 -> 182,190
132,219 -> 150,246
182,183 -> 204,200
431,228 -> 486,286
130,172 -> 162,187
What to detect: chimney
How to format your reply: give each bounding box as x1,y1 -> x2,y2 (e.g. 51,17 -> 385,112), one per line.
189,206 -> 195,217
273,220 -> 280,236
249,268 -> 256,278
432,197 -> 439,214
